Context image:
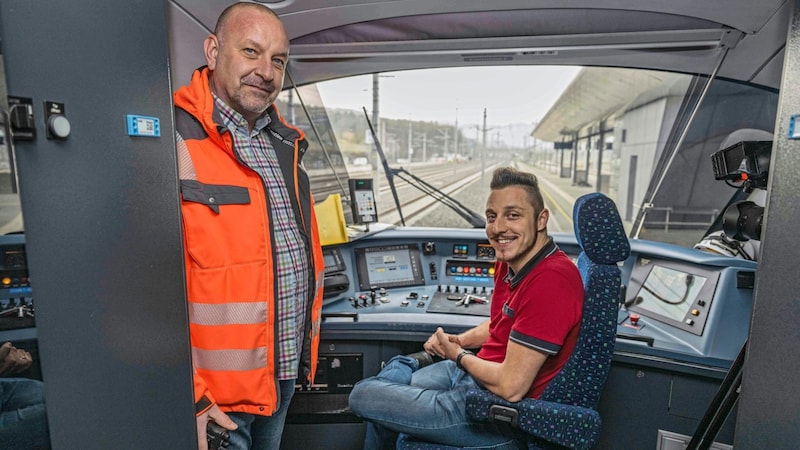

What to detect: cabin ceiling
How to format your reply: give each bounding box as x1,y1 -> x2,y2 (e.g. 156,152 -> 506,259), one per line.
168,0 -> 790,90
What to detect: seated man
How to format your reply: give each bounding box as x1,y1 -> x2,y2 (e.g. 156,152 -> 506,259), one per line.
348,166 -> 584,449
0,342 -> 50,450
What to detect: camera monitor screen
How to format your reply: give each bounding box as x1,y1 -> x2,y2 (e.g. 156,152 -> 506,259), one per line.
628,261 -> 719,335
322,247 -> 346,274
355,244 -> 425,290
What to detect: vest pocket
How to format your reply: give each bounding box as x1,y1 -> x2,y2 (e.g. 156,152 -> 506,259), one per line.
180,180 -> 267,269
180,180 -> 250,214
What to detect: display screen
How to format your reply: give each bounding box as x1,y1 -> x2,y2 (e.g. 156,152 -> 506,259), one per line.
355,244 -> 425,290
452,244 -> 469,257
626,259 -> 720,335
633,265 -> 707,322
323,252 -> 336,267
321,247 -> 345,274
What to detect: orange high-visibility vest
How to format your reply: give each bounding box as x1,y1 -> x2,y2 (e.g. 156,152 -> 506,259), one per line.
173,67 -> 324,416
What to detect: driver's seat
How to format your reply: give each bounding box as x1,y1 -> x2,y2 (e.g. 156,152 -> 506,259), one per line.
397,192 -> 630,450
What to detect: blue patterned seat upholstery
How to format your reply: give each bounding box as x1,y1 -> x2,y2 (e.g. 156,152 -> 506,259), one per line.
398,192 -> 630,450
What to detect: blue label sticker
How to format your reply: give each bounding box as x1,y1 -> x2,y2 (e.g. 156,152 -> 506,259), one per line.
788,114 -> 800,139
127,115 -> 160,137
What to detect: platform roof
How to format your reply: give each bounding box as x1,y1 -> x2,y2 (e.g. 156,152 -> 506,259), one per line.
532,67 -> 684,142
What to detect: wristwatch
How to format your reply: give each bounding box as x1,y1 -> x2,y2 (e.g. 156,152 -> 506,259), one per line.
456,349 -> 474,370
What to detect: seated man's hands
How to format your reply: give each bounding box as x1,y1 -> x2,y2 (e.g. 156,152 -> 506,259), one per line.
433,327 -> 465,361
424,327 -> 460,358
0,341 -> 32,376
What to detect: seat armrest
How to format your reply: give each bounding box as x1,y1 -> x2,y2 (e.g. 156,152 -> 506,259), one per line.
466,390 -> 602,450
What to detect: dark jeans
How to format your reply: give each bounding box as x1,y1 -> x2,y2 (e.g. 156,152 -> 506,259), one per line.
226,379 -> 296,450
349,355 -> 518,449
0,377 -> 49,450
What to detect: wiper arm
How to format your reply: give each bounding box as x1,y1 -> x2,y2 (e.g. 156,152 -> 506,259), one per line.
362,108 -> 486,228
392,168 -> 486,228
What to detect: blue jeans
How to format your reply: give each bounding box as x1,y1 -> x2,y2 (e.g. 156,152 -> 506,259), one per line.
348,355 -> 520,449
226,379 -> 295,450
0,378 -> 49,450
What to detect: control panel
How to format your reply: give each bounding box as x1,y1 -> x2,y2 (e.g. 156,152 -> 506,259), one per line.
444,259 -> 495,283
321,229 -> 502,318
318,228 -> 756,366
0,235 -> 35,332
622,257 -> 721,335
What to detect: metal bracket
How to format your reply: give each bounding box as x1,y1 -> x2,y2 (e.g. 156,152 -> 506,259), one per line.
488,405 -> 519,427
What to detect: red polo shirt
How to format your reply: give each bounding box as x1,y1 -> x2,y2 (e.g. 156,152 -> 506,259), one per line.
476,239 -> 584,398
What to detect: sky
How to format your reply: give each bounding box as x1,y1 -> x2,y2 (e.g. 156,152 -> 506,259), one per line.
316,66 -> 581,147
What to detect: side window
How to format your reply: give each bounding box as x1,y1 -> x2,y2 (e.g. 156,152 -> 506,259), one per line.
0,115 -> 23,235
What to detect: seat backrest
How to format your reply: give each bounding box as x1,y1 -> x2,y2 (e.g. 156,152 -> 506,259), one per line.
540,192 -> 630,409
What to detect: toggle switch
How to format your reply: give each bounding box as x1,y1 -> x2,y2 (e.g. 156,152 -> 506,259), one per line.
8,96 -> 36,141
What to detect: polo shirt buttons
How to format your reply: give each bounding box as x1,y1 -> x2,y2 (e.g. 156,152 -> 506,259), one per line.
208,197 -> 216,203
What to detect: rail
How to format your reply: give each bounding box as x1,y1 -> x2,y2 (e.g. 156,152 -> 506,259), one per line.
309,161 -> 493,227
636,204 -> 719,231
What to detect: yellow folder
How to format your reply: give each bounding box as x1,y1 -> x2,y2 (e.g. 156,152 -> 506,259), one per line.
314,193 -> 349,246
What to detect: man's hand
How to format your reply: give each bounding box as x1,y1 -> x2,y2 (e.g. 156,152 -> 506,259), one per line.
0,342 -> 32,376
434,327 -> 465,361
196,403 -> 237,450
423,327 -> 461,358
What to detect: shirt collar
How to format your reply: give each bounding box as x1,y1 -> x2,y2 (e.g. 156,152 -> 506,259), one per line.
211,92 -> 271,136
504,236 -> 558,288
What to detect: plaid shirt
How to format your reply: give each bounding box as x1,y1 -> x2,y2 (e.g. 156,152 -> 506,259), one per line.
214,95 -> 310,380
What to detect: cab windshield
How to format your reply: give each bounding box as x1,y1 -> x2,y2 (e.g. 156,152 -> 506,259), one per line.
275,65 -> 778,250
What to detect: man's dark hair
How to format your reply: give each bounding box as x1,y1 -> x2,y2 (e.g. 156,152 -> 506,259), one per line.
489,167 -> 545,214
214,2 -> 280,36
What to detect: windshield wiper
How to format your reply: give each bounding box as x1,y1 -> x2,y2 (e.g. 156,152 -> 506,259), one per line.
363,107 -> 486,228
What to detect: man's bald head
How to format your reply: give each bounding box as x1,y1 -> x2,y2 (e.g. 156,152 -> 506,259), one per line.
214,2 -> 280,41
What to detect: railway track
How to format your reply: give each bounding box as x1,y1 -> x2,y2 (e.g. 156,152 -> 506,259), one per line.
308,161 -> 498,226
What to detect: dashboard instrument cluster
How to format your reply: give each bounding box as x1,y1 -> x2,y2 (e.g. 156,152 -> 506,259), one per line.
319,228 -> 756,365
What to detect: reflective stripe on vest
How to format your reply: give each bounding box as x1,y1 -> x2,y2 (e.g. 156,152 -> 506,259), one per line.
189,301 -> 267,326
175,132 -> 198,181
192,347 -> 267,372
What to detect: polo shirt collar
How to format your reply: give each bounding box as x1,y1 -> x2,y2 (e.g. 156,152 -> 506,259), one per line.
504,237 -> 558,288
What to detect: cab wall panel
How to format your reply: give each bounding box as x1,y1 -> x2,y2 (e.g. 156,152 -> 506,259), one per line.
0,1 -> 194,448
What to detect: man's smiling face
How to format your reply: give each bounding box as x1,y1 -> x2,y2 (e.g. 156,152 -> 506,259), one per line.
485,186 -> 549,273
205,6 -> 289,125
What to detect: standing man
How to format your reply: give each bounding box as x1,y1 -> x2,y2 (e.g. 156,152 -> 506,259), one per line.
173,3 -> 324,449
348,167 -> 584,448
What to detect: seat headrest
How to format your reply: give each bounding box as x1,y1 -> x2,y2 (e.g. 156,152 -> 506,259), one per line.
573,192 -> 630,265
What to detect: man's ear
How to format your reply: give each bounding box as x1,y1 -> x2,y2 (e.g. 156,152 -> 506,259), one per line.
537,208 -> 549,232
204,34 -> 219,70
